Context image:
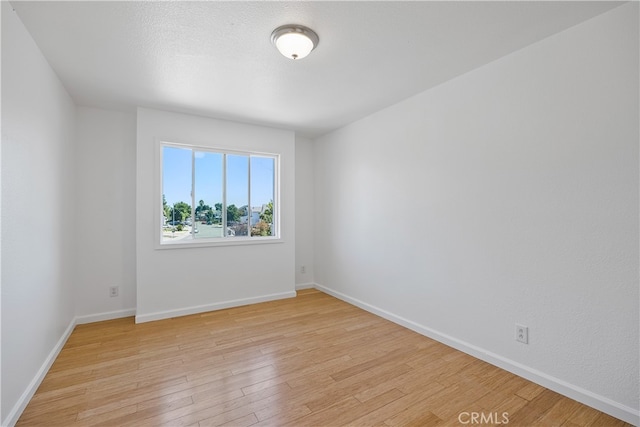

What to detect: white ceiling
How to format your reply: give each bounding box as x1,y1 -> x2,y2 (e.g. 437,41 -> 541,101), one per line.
11,1 -> 623,137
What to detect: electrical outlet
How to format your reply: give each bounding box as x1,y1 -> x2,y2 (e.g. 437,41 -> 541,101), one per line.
516,324 -> 528,344
300,265 -> 306,274
109,286 -> 119,298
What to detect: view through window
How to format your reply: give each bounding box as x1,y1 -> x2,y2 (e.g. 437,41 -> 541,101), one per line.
161,143 -> 277,244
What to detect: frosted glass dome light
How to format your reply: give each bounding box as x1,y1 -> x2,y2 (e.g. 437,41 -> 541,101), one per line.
271,25 -> 319,60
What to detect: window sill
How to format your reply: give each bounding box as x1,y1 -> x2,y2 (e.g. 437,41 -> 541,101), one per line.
155,236 -> 283,250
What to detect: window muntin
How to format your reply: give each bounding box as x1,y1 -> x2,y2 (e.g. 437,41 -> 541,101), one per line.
161,142 -> 279,246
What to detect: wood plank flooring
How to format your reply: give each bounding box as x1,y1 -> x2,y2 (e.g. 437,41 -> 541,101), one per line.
17,289 -> 630,426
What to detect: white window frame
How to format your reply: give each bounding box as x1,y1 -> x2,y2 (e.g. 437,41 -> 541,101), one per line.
156,140 -> 281,249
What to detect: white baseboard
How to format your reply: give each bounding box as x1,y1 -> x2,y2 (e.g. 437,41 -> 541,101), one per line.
295,282 -> 315,290
313,282 -> 639,426
134,291 -> 297,323
76,308 -> 136,325
2,316 -> 77,427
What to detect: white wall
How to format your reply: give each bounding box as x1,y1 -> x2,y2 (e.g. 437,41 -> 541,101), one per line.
295,135 -> 315,287
314,3 -> 638,423
1,2 -> 77,423
136,108 -> 296,322
75,107 -> 137,320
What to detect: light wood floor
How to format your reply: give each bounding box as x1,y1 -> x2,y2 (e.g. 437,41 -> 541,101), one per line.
18,289 -> 629,426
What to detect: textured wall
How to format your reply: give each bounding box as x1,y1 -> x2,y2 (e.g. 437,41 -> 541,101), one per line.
295,136 -> 315,286
1,3 -> 77,422
314,3 -> 638,421
136,108 -> 296,322
74,107 -> 137,318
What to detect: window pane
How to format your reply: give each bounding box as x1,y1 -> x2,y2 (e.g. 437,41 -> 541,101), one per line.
160,143 -> 279,245
194,151 -> 223,239
162,146 -> 192,243
226,154 -> 249,237
250,156 -> 275,237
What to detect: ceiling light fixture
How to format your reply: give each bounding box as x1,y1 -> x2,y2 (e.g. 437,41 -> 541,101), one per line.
271,25 -> 319,60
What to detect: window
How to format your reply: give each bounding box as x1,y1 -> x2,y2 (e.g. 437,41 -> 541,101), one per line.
160,142 -> 278,246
